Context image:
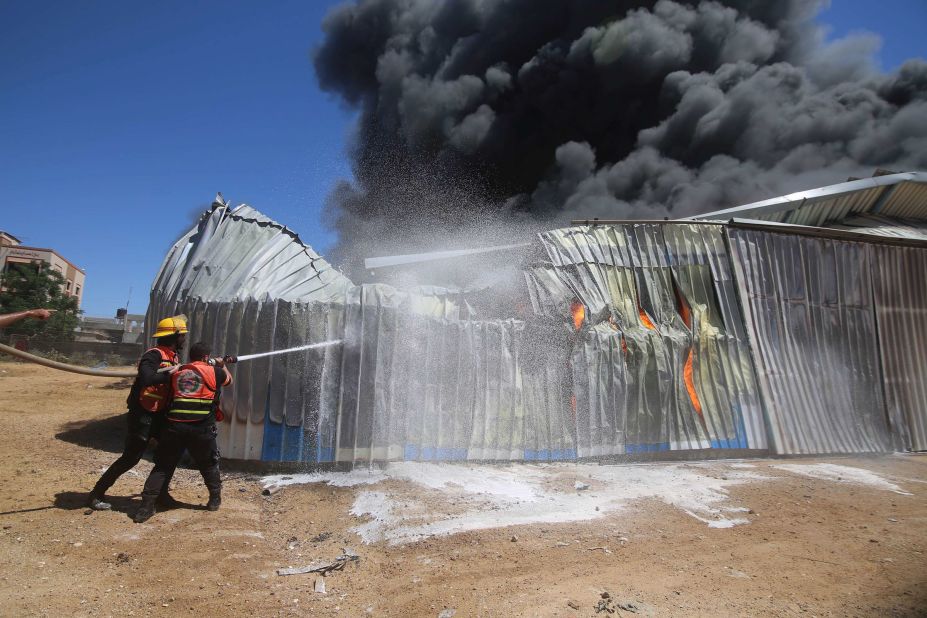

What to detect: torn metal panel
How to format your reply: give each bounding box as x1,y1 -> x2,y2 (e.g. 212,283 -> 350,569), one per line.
527,223 -> 766,454
146,201 -> 351,335
663,224 -> 767,449
871,244 -> 927,451
728,229 -> 892,454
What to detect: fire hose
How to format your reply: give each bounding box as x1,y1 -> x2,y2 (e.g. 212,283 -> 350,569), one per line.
0,340 -> 343,378
156,340 -> 343,373
0,342 -> 137,378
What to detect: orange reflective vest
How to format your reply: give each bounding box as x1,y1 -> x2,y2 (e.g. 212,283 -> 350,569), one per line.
167,361 -> 220,423
137,347 -> 179,413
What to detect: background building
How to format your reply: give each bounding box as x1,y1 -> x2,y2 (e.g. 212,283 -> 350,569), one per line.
0,231 -> 85,307
75,313 -> 145,344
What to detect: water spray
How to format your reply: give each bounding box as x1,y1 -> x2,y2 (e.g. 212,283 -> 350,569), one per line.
157,340 -> 343,373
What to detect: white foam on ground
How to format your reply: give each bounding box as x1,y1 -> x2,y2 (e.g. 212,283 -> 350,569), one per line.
771,463 -> 913,495
264,462 -> 767,544
264,468 -> 388,489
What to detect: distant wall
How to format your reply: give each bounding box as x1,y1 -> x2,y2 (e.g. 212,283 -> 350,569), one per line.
26,340 -> 142,365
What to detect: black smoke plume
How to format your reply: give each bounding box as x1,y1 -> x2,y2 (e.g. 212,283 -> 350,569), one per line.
314,0 -> 927,268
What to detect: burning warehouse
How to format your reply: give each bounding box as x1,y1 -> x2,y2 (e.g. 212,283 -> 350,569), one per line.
146,171 -> 927,465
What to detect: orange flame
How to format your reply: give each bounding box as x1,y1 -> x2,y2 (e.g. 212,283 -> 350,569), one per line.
684,347 -> 703,419
638,306 -> 656,330
673,283 -> 691,329
570,300 -> 586,331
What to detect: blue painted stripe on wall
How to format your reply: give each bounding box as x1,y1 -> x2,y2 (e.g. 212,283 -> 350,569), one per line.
262,419 -> 283,461
434,447 -> 468,460
260,389 -> 282,462
282,425 -> 303,461
625,442 -> 670,453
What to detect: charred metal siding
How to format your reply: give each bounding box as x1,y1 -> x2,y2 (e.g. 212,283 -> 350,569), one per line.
728,229 -> 893,454
527,224 -> 767,455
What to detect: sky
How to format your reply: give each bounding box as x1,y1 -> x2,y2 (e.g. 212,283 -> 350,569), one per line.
1,0 -> 925,318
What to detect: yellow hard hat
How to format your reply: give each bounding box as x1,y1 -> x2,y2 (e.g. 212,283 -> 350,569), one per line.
152,315 -> 188,338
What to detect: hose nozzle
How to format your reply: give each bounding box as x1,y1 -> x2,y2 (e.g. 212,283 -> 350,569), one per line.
207,355 -> 237,366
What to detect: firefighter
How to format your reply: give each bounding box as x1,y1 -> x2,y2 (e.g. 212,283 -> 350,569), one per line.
87,316 -> 187,510
133,341 -> 231,523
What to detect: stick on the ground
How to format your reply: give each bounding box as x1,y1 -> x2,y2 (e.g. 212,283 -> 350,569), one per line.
784,554 -> 842,566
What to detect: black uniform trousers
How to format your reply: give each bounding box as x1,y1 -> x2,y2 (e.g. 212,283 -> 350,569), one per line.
92,409 -> 174,498
141,421 -> 221,500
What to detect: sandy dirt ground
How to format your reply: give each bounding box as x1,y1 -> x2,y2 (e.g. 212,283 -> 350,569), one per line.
0,361 -> 925,617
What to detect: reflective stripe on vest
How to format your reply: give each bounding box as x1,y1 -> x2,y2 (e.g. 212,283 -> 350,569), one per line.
167,362 -> 217,422
170,397 -> 214,415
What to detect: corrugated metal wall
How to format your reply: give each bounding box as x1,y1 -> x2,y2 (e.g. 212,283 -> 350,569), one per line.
333,287 -> 566,462
148,202 -> 927,464
207,290 -> 570,464
871,244 -> 927,451
145,201 -> 351,342
727,229 -> 893,454
526,223 -> 767,455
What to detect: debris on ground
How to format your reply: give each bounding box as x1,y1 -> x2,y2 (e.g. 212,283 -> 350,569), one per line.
285,536 -> 299,550
595,591 -> 617,614
276,548 -> 360,576
437,609 -> 456,618
575,481 -> 590,491
311,531 -> 333,543
262,486 -> 283,496
314,578 -> 326,594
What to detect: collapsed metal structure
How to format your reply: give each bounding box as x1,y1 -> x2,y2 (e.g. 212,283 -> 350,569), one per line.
147,173 -> 927,464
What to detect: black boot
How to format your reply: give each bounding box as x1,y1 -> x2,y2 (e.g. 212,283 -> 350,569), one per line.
156,492 -> 181,510
133,497 -> 157,523
202,464 -> 222,511
87,492 -> 112,511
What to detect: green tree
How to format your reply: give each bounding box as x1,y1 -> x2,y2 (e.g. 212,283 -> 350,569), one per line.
0,261 -> 80,343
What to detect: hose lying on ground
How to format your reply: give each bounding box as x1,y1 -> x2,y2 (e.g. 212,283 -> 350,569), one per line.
0,342 -> 136,378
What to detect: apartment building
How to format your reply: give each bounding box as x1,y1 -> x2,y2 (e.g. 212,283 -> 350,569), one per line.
0,230 -> 86,307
